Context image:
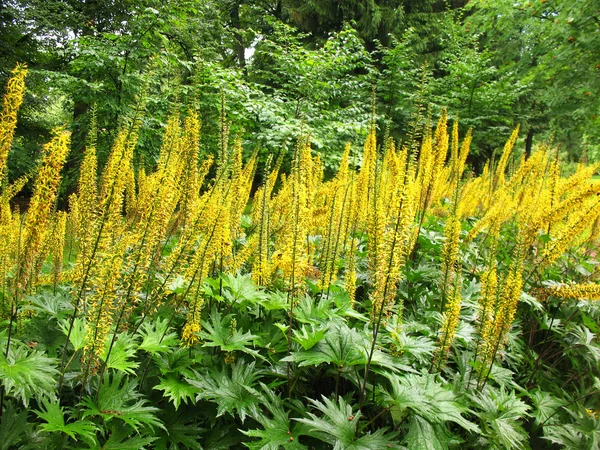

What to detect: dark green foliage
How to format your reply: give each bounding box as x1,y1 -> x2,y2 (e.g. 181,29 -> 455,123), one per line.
1,216 -> 599,448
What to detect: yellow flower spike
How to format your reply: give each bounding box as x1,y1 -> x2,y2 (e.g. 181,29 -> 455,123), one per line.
49,211 -> 68,286
230,147 -> 258,243
536,283 -> 600,302
370,171 -> 417,323
435,280 -> 463,367
82,237 -> 128,370
181,321 -> 201,347
18,129 -> 70,292
456,128 -> 473,182
476,266 -> 499,370
231,235 -> 257,274
0,174 -> 28,224
450,118 -> 459,175
319,179 -> 350,291
345,237 -> 358,307
0,211 -> 22,316
0,63 -> 27,184
494,125 -> 520,188
431,109 -> 449,194
179,111 -> 202,222
77,116 -> 99,242
124,159 -> 137,217
441,214 -> 462,287
354,128 -> 377,229
478,237 -> 526,380
539,196 -> 600,269
558,161 -> 600,197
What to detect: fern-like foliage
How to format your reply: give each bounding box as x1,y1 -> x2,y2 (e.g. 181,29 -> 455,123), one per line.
35,400 -> 99,447
528,390 -> 563,425
201,308 -> 262,358
283,322 -> 411,374
154,375 -> 200,410
470,387 -> 531,449
403,416 -> 456,450
26,290 -> 73,319
154,409 -> 204,450
187,360 -> 262,423
81,371 -> 164,432
243,384 -> 311,450
292,323 -> 328,350
58,317 -> 87,351
102,422 -> 158,450
0,401 -> 29,450
295,395 -> 402,449
0,344 -> 58,406
220,273 -> 267,306
100,332 -> 139,374
379,373 -> 479,435
543,407 -> 600,450
137,317 -> 179,355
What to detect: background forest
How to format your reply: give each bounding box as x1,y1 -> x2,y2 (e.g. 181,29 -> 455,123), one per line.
1,0 -> 599,194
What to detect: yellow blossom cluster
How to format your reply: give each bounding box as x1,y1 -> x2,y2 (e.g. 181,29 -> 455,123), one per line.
2,63 -> 600,380
536,283 -> 600,302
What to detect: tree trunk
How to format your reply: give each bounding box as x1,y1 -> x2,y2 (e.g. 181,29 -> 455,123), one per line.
525,127 -> 534,159
230,3 -> 245,69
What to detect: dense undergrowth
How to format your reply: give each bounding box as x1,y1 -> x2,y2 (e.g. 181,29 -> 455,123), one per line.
2,64 -> 600,449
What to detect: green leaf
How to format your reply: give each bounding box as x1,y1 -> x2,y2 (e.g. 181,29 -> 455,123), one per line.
403,416 -> 453,450
292,324 -> 327,350
154,409 -> 204,450
543,407 -> 600,450
471,387 -> 530,449
102,422 -> 158,450
82,371 -> 164,432
100,333 -> 139,374
59,317 -> 88,351
294,295 -> 335,324
36,400 -> 99,446
0,345 -> 59,406
581,312 -> 600,333
243,386 -> 309,450
0,402 -> 29,450
27,291 -> 73,319
538,233 -> 552,244
155,347 -> 196,378
220,273 -> 267,306
154,376 -> 200,410
529,391 -> 563,425
257,291 -> 288,311
203,422 -> 245,449
201,308 -> 262,359
166,275 -> 189,296
295,395 -> 401,449
187,361 -> 262,423
380,373 -> 479,434
283,322 -> 411,374
137,317 -> 179,354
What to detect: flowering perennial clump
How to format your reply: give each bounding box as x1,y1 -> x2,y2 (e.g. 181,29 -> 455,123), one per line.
0,65 -> 599,396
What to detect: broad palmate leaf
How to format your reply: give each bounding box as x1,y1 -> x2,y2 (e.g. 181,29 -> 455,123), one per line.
295,395 -> 403,450
0,345 -> 58,406
380,373 -> 479,434
243,384 -> 310,450
36,400 -> 99,447
82,371 -> 164,432
154,375 -> 200,410
187,360 -> 262,423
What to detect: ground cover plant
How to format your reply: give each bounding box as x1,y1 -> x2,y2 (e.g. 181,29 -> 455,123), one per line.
1,65 -> 600,449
